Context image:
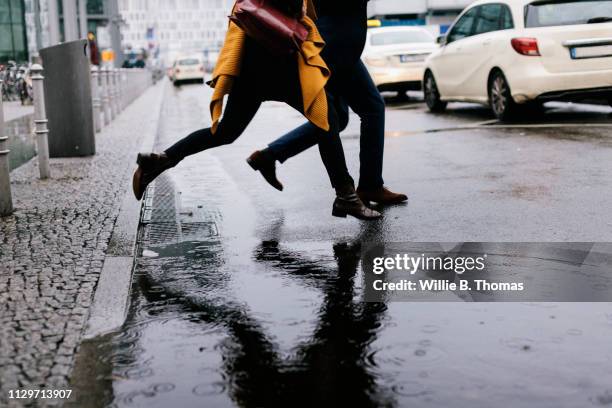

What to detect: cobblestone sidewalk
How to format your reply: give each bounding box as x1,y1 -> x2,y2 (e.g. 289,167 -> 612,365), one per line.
0,82 -> 165,407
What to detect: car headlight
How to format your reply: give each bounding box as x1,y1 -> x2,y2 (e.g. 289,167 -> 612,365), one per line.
364,56 -> 388,67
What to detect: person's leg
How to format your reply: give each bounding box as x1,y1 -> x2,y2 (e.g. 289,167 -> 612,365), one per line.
312,93 -> 353,189
132,84 -> 261,200
164,89 -> 262,161
273,83 -> 353,189
266,122 -> 319,163
252,96 -> 348,191
253,75 -> 379,219
339,61 -> 386,191
340,62 -> 407,204
244,39 -> 379,220
266,94 -> 349,163
290,91 -> 378,219
257,90 -> 350,191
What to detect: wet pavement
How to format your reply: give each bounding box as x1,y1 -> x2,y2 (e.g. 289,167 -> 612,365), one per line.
70,83 -> 612,407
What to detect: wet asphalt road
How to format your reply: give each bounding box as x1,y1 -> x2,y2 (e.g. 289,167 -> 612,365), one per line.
72,82 -> 612,407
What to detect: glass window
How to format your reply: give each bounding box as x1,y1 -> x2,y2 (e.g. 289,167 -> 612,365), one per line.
370,30 -> 434,46
474,4 -> 502,35
0,2 -> 11,24
10,0 -> 22,20
12,24 -> 25,49
525,0 -> 612,28
502,5 -> 514,29
178,58 -> 200,65
0,27 -> 12,50
0,0 -> 28,63
87,0 -> 105,15
447,7 -> 478,43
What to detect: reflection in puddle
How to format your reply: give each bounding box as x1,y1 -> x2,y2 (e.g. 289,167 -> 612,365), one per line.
5,114 -> 36,170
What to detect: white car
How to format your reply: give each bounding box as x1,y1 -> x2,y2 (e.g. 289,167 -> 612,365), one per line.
423,0 -> 612,120
172,56 -> 205,86
363,26 -> 439,96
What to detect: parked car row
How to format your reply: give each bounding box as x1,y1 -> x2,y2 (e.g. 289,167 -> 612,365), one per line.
363,0 -> 612,120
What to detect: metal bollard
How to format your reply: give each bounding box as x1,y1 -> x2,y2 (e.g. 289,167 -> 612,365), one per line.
102,68 -> 111,125
91,66 -> 102,133
109,68 -> 117,118
116,69 -> 124,112
0,80 -> 14,216
125,70 -> 132,106
108,68 -> 116,121
112,68 -> 120,116
31,64 -> 51,180
118,69 -> 125,109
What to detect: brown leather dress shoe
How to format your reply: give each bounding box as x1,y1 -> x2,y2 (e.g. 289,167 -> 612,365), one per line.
333,184 -> 382,221
132,153 -> 179,201
247,150 -> 283,191
357,186 -> 408,205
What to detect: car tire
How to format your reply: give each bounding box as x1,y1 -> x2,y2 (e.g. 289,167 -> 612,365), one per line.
489,71 -> 518,121
424,71 -> 447,113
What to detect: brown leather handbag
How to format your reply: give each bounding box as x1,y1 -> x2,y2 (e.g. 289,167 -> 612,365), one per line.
229,0 -> 309,56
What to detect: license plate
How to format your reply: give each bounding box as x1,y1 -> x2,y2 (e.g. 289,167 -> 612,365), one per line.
400,54 -> 426,63
570,45 -> 612,59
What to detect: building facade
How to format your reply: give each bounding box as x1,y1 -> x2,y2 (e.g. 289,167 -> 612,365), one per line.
1,0 -> 29,63
22,0 -> 119,61
118,0 -> 233,65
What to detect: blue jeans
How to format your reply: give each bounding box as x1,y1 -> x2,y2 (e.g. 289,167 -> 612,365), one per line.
267,60 -> 385,190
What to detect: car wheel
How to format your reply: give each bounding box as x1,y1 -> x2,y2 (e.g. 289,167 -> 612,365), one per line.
424,72 -> 447,113
489,71 -> 517,121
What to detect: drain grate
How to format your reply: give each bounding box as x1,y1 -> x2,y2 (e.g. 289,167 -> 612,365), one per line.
138,173 -> 218,247
181,222 -> 218,240
143,223 -> 180,246
142,174 -> 178,224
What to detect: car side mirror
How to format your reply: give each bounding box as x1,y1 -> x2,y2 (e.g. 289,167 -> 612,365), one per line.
437,35 -> 448,46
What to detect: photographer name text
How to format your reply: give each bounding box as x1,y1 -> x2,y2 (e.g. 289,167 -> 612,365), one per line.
370,254 -> 524,292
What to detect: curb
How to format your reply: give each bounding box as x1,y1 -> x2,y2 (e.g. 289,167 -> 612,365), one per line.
82,80 -> 167,340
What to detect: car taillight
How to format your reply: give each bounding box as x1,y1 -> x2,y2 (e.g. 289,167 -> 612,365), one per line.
511,38 -> 541,56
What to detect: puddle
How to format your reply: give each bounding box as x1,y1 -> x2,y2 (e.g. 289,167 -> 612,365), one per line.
69,83 -> 612,408
5,114 -> 36,170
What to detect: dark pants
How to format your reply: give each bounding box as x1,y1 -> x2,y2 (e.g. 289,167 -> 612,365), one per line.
266,15 -> 386,190
164,40 -> 353,189
267,61 -> 385,190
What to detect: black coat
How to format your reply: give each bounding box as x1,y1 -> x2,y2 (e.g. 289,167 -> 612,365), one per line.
315,0 -> 370,71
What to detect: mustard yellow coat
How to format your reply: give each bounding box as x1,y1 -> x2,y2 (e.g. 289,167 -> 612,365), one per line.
209,0 -> 330,133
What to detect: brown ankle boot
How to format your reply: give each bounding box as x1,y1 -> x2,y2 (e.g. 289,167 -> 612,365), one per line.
132,153 -> 179,200
357,186 -> 408,205
247,150 -> 283,191
333,184 -> 382,221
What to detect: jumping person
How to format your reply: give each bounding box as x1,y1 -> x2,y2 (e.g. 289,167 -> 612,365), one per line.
247,0 -> 408,206
132,0 -> 380,220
